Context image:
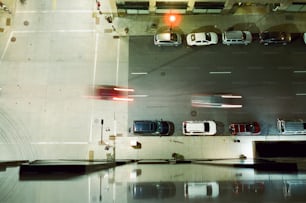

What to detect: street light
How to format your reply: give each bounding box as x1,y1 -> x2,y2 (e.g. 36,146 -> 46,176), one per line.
164,12 -> 181,32
169,14 -> 176,31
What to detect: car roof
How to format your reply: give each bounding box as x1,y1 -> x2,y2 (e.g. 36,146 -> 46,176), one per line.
156,33 -> 171,41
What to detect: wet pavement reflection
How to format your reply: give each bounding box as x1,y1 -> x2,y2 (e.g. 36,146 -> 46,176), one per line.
1,162 -> 306,203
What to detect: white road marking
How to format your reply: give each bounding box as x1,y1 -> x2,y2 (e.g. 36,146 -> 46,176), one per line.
131,72 -> 148,75
129,95 -> 148,97
293,70 -> 306,73
209,71 -> 232,74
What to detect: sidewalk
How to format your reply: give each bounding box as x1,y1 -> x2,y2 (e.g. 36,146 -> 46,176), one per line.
113,12 -> 306,36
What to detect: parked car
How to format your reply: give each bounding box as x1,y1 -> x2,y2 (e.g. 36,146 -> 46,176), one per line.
184,182 -> 219,199
303,32 -> 306,44
133,120 -> 175,136
229,122 -> 261,135
277,118 -> 306,134
259,31 -> 291,45
154,32 -> 182,46
222,30 -> 252,45
130,182 -> 176,199
191,94 -> 243,108
182,120 -> 217,135
186,32 -> 218,46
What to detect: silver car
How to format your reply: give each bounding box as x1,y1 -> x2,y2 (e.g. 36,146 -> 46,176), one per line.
222,31 -> 252,45
154,32 -> 182,47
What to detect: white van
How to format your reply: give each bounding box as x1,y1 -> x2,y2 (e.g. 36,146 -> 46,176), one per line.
182,120 -> 217,135
222,30 -> 252,45
277,119 -> 306,134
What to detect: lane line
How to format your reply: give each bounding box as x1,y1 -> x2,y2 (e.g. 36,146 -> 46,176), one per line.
89,32 -> 100,143
131,72 -> 148,75
293,70 -> 306,73
209,71 -> 231,74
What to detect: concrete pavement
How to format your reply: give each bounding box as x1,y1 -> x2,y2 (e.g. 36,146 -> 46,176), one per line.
1,0 -> 306,161
112,12 -> 306,37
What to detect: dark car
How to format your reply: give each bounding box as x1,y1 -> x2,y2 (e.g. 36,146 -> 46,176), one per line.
130,182 -> 176,199
259,31 -> 291,45
133,120 -> 175,136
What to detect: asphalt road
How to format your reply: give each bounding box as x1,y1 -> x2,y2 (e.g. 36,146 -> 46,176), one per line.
128,35 -> 306,135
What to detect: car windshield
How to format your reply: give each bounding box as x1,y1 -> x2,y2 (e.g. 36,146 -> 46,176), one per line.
245,124 -> 254,132
191,34 -> 196,41
205,33 -> 211,41
157,121 -> 169,134
242,32 -> 246,40
170,33 -> 178,41
204,122 -> 210,132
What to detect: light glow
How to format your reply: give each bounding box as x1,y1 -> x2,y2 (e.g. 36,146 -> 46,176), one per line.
221,95 -> 242,99
113,87 -> 134,92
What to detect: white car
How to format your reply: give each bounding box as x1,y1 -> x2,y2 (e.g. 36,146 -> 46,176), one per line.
186,32 -> 218,46
182,120 -> 217,135
304,32 -> 306,44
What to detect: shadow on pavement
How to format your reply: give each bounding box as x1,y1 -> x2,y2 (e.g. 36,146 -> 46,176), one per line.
226,23 -> 260,33
189,25 -> 222,34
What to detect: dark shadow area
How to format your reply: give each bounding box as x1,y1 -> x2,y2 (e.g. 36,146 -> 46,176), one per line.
19,160 -> 128,180
156,26 -> 185,35
226,22 -> 260,34
195,158 -> 298,172
189,25 -> 222,34
264,23 -> 300,33
255,141 -> 306,158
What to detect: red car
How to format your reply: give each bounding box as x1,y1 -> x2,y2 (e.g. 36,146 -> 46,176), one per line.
93,85 -> 134,101
229,122 -> 261,135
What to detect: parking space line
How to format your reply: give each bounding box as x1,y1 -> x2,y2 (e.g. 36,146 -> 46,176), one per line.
0,31 -> 13,61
